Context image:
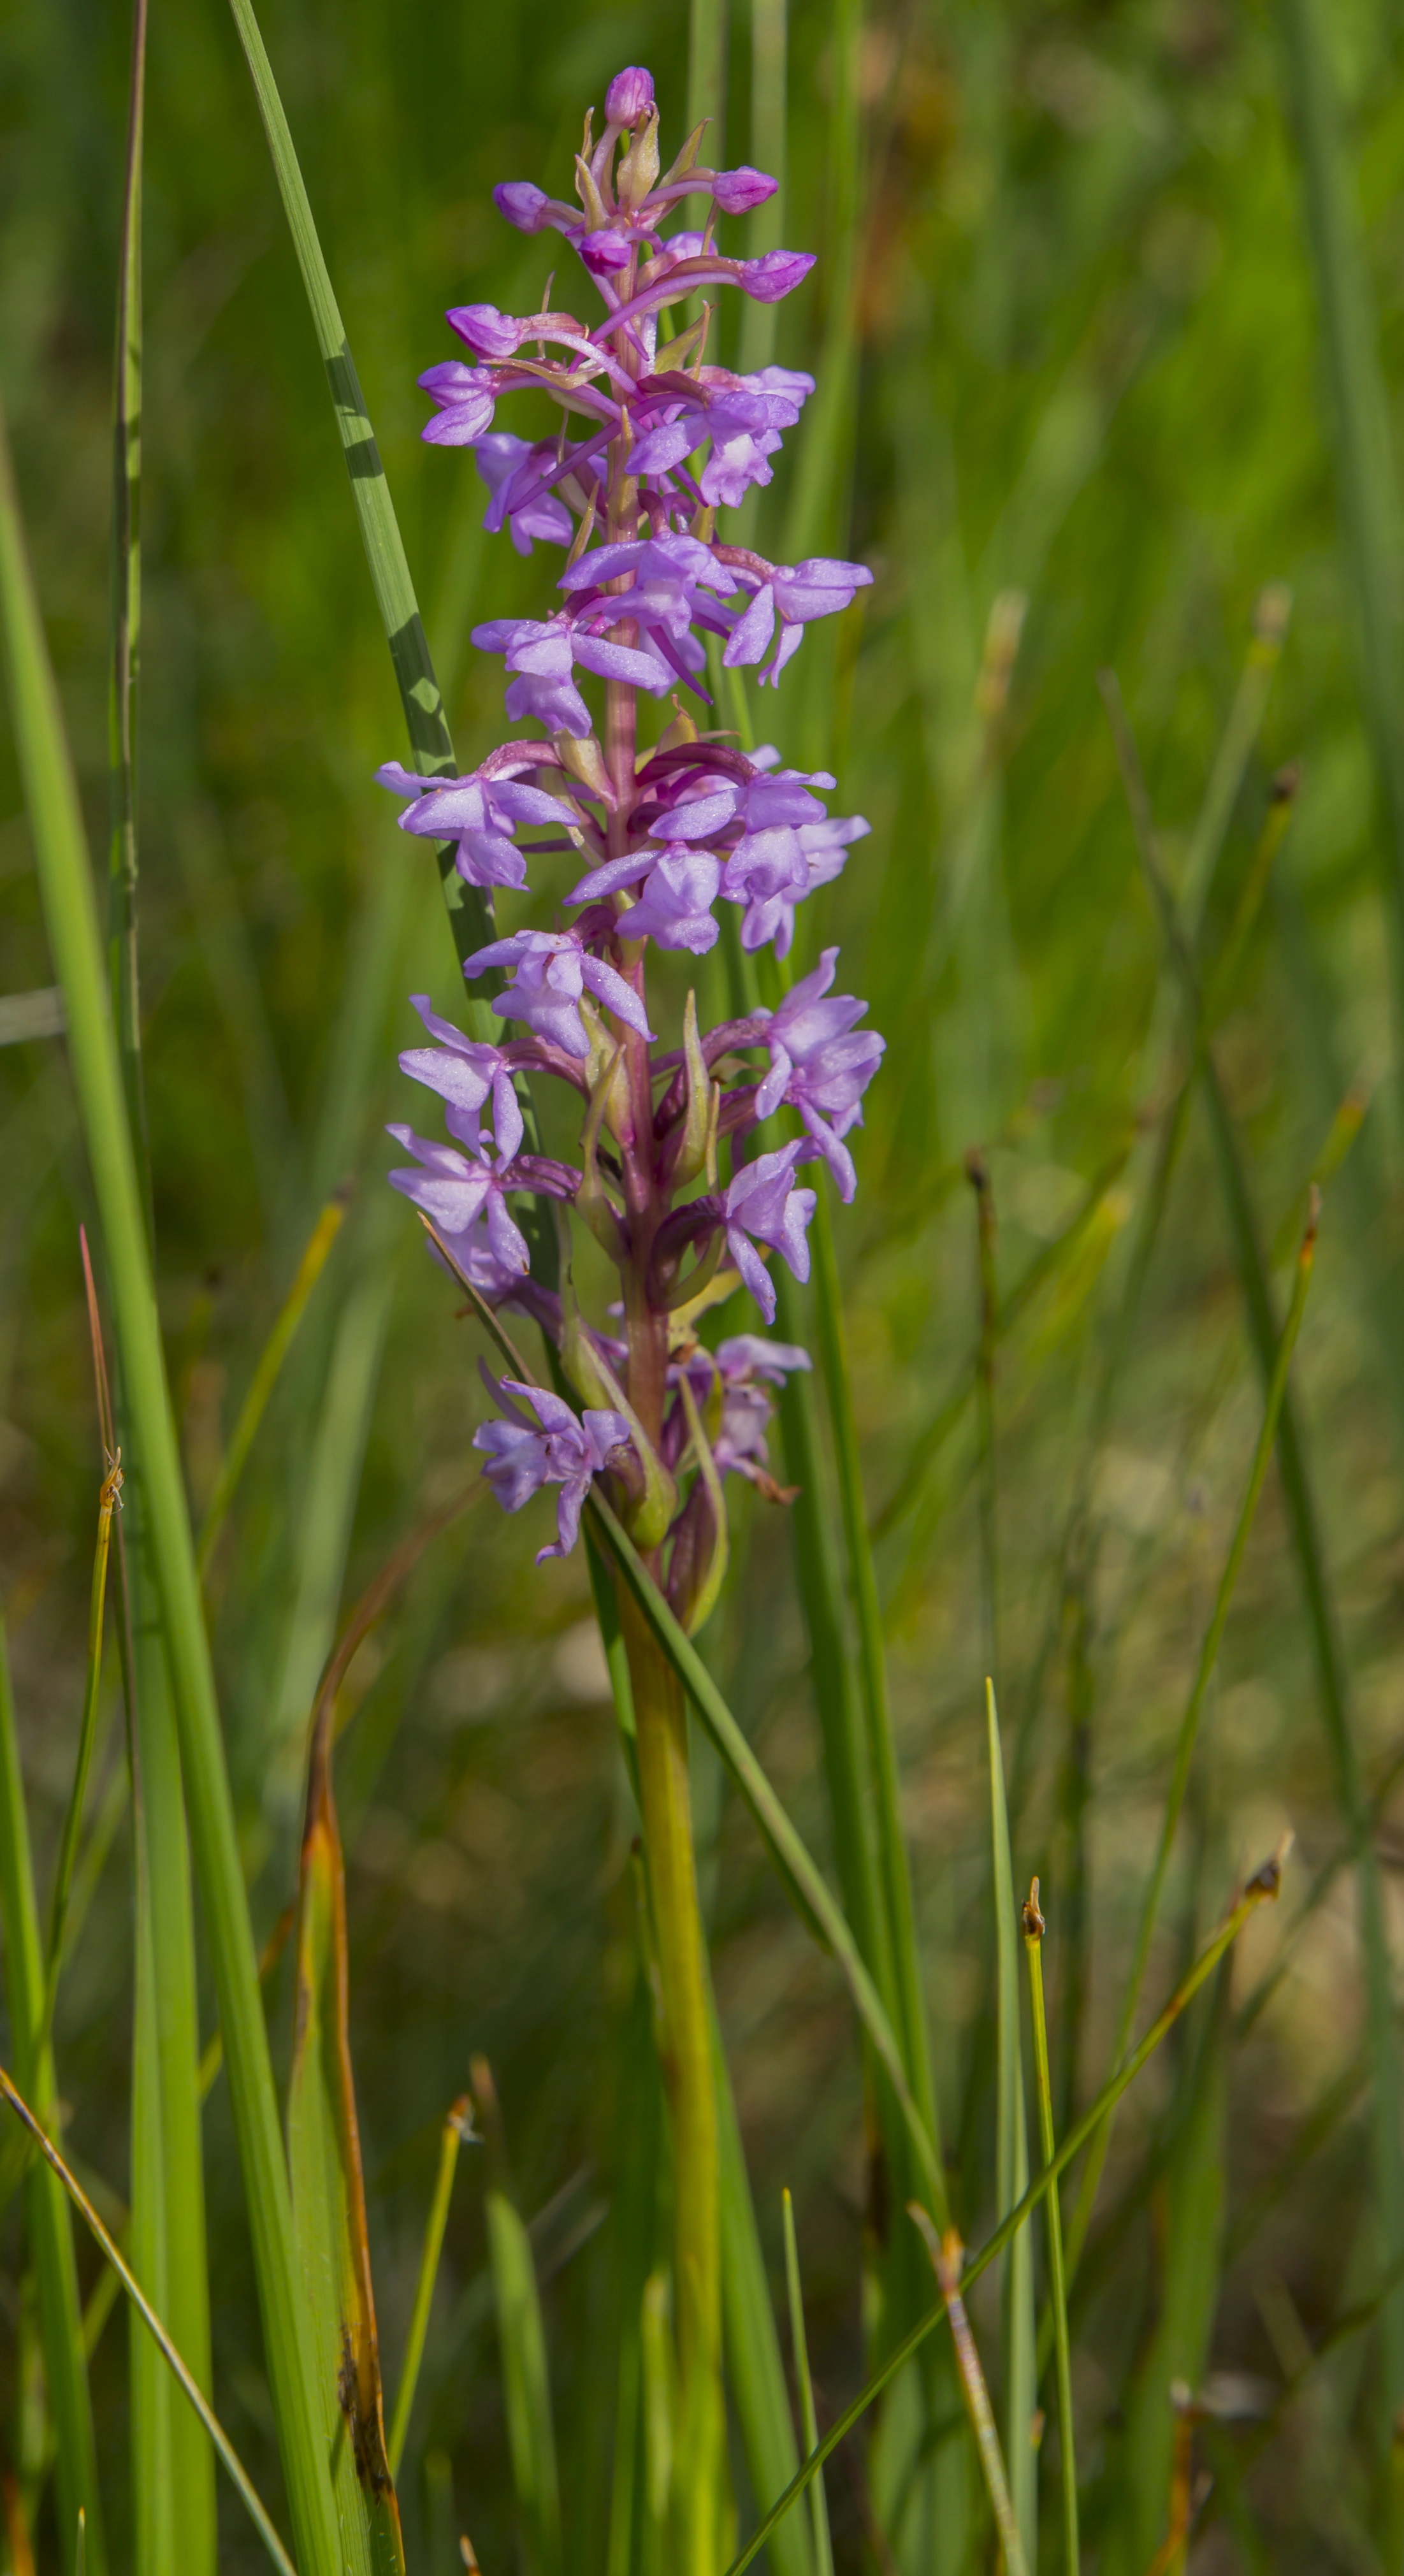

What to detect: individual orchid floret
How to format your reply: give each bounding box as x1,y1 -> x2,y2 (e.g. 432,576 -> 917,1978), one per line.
465,927 -> 655,1060
493,181 -> 581,237
472,433 -> 574,554
566,845 -> 722,955
377,758 -> 576,892
398,996 -> 524,1138
751,950 -> 885,1201
605,66 -> 655,126
735,809 -> 871,957
719,1143 -> 818,1326
418,359 -> 496,446
472,611 -> 672,735
628,369 -> 813,509
386,1116 -> 533,1278
559,536 -> 737,686
724,554 -> 876,684
474,1377 -> 633,1561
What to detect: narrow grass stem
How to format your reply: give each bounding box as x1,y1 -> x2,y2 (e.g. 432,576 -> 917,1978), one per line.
782,2193 -> 834,2576
722,1846 -> 1287,2576
37,1454 -> 122,2057
909,2210 -> 1029,2576
387,2097 -> 474,2478
1023,1885 -> 1078,2576
0,2066 -> 297,2576
1064,1196 -> 1317,2275
196,1190 -> 347,1579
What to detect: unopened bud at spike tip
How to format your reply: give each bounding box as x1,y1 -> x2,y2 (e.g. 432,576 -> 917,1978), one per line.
605,66 -> 655,127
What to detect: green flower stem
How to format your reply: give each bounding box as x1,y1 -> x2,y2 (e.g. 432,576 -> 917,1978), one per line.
0,395 -> 342,2576
616,1590 -> 725,2576
1022,1887 -> 1078,2576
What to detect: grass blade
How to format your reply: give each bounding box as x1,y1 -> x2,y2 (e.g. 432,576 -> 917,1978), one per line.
0,389 -> 343,2576
0,2064 -> 297,2576
223,0 -> 495,997
909,2210 -> 1028,2576
472,2057 -> 563,2576
1022,1886 -> 1078,2576
718,2040 -> 813,2576
1275,0 -> 1404,983
1101,672 -> 1404,2406
1065,1194 -> 1318,2273
38,1454 -> 120,2051
723,1842 -> 1288,2576
988,1684 -> 1036,2568
387,2097 -> 475,2478
781,2192 -> 834,2576
196,1189 -> 348,1581
108,0 -> 148,1213
0,1619 -> 106,2572
287,1666 -> 405,2571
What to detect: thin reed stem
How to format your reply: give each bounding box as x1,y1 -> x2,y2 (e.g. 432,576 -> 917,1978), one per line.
388,2100 -> 475,2477
38,1453 -> 122,2055
909,2211 -> 1029,2576
196,1190 -> 348,1580
1023,1884 -> 1078,2576
782,2191 -> 835,2576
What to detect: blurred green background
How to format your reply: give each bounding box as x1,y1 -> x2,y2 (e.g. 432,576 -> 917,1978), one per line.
6,0 -> 1404,2565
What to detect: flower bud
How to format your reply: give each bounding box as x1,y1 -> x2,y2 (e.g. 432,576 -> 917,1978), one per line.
605,66 -> 655,127
494,182 -> 550,232
712,166 -> 778,215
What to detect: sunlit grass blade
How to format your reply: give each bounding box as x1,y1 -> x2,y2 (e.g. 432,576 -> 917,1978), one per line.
1022,1885 -> 1077,2576
108,0 -> 149,1213
387,2096 -> 475,2478
782,2192 -> 834,2576
723,1842 -> 1288,2576
222,0 -> 499,1001
287,1666 -> 405,2572
1065,1192 -> 1318,2274
909,2208 -> 1028,2576
1101,669 -> 1404,2405
781,0 -> 863,571
37,1453 -> 120,2052
987,1684 -> 1036,2567
196,1187 -> 348,1580
0,390 -> 342,2576
0,2062 -> 297,2576
0,1618 -> 106,2571
472,2056 -> 563,2576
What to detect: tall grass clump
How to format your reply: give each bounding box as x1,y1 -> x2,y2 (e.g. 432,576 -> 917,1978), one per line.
3,1 -> 1404,2572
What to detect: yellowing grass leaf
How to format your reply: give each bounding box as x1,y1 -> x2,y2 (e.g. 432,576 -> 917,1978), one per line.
288,1693 -> 403,2575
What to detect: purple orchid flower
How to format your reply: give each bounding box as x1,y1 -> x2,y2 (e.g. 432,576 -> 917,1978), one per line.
472,433 -> 574,554
472,610 -> 672,735
474,1377 -> 632,1561
719,1143 -> 818,1325
398,995 -> 523,1138
751,950 -> 885,1201
564,843 -> 723,954
628,368 -> 813,508
418,359 -> 497,446
465,927 -> 655,1060
386,1108 -> 532,1278
605,66 -> 655,124
377,758 -> 575,892
724,554 -> 876,684
559,535 -> 737,684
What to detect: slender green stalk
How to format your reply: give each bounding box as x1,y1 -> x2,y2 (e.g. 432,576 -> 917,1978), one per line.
388,2099 -> 474,2477
1022,1885 -> 1078,2576
988,1684 -> 1035,2566
716,2023 -> 813,2576
723,1842 -> 1288,2576
0,2065 -> 297,2576
782,0 -> 864,568
196,1190 -> 347,1579
105,14 -> 217,2554
0,1618 -> 106,2572
0,394 -> 342,2576
971,1157 -> 1002,1691
1275,0 -> 1404,989
38,1455 -> 120,2051
782,2192 -> 834,2576
223,0 -> 493,1000
687,0 -> 728,153
1065,1195 -> 1317,2275
910,2209 -> 1029,2576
